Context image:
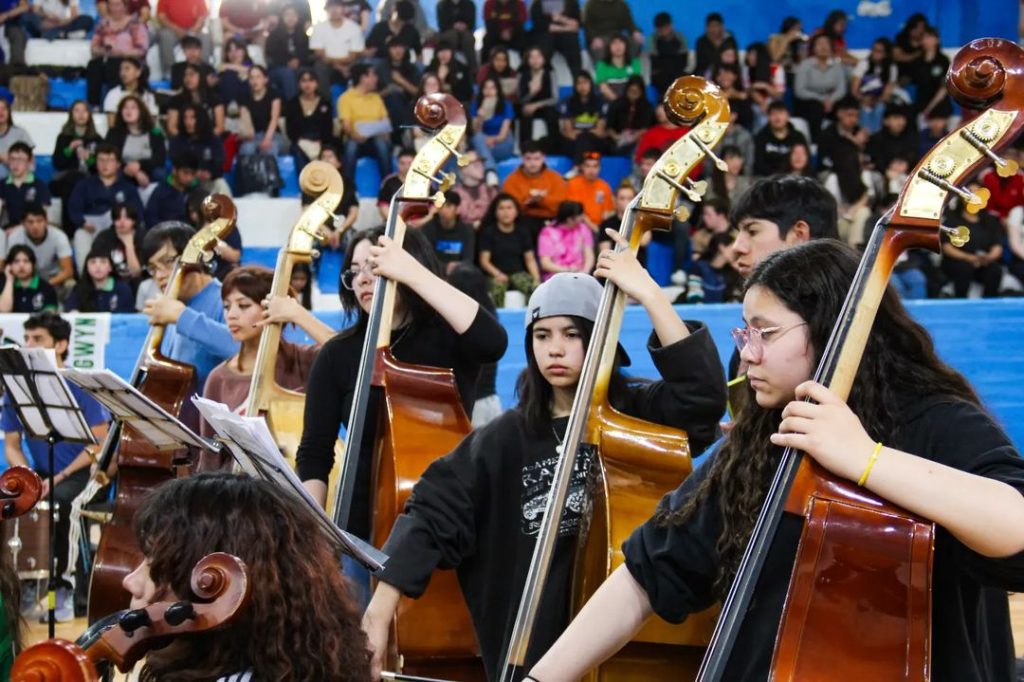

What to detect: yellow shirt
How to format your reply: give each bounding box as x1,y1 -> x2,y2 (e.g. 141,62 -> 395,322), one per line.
337,89 -> 388,125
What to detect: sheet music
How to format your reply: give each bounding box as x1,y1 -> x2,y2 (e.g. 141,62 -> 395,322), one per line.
0,346 -> 96,443
60,368 -> 210,451
191,396 -> 386,572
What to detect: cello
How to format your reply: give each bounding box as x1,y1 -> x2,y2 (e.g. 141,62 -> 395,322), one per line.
499,76 -> 729,682
697,37 -> 1024,681
329,93 -> 483,679
12,552 -> 250,682
87,197 -> 238,623
243,161 -> 345,510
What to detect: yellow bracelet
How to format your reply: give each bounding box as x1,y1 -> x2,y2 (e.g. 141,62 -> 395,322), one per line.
858,442 -> 884,486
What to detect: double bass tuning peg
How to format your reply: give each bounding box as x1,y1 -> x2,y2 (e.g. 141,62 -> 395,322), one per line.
414,168 -> 457,192
940,224 -> 971,247
960,127 -> 1019,178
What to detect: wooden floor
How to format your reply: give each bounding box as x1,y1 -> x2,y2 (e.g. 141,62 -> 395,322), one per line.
24,594 -> 1024,657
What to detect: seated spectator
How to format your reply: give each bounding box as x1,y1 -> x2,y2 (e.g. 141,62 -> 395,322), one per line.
51,101 -> 102,232
596,182 -> 639,251
582,0 -> 642,62
216,37 -> 253,112
409,72 -> 442,151
103,57 -> 159,128
647,12 -> 687,97
528,0 -> 582,77
893,13 -> 928,67
912,27 -> 952,119
470,76 -> 515,186
64,246 -> 134,312
219,0 -> 270,45
428,40 -> 472,103
421,191 -> 475,272
106,94 -> 168,190
451,151 -> 497,230
167,63 -> 226,136
0,142 -> 50,230
155,0 -> 211,78
290,261 -> 313,309
378,147 -> 414,221
23,0 -> 94,39
91,201 -> 145,286
516,46 -> 558,150
310,0 -> 364,97
867,104 -> 919,172
170,34 -> 216,91
0,99 -> 33,181
0,0 -> 28,66
286,69 -> 334,170
337,63 -> 392,180
694,12 -> 737,78
768,16 -> 806,85
301,144 -> 358,249
0,245 -> 58,312
378,0 -> 431,40
377,37 -> 421,144
685,231 -> 740,304
753,101 -> 807,177
1007,205 -> 1024,288
941,187 -> 1005,298
556,71 -> 608,161
265,4 -> 310,100
68,143 -> 144,254
436,0 -> 476,72
708,145 -> 752,207
537,200 -> 594,279
785,142 -> 813,177
481,0 -> 526,59
605,75 -> 653,157
719,106 -> 754,172
979,146 -> 1024,219
594,35 -> 643,102
742,42 -> 784,116
8,204 -> 74,289
626,147 -> 657,191
366,0 -> 422,61
919,110 -> 948,157
502,142 -> 568,236
185,189 -> 242,281
793,34 -> 847,142
566,151 -> 613,229
690,194 -> 730,257
237,66 -> 284,158
633,103 -> 685,163
337,0 -> 370,33
86,0 -> 147,109
812,9 -> 858,69
477,193 -> 539,306
817,96 -> 866,171
169,104 -> 229,196
145,152 -> 197,227
851,38 -> 900,110
477,47 -> 517,99
823,145 -> 876,249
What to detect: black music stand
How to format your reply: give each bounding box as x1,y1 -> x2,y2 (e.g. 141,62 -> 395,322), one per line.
192,396 -> 387,574
0,347 -> 97,638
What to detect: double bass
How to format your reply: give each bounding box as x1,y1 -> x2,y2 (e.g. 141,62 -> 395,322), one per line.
12,552 -> 250,682
697,38 -> 1024,681
87,197 -> 237,623
329,93 -> 483,679
243,161 -> 345,511
500,76 -> 730,681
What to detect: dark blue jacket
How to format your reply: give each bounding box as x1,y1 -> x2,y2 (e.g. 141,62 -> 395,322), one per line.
143,178 -> 190,228
67,175 -> 144,228
0,174 -> 50,227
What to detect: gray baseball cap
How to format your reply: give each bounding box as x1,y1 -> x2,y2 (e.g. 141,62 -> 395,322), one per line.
526,273 -> 631,366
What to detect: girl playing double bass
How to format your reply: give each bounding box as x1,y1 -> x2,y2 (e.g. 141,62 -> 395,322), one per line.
296,226 -> 508,540
361,231 -> 727,679
528,240 -> 1024,682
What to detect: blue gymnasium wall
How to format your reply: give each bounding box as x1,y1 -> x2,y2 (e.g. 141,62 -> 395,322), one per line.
103,298 -> 1024,449
411,0 -> 1018,49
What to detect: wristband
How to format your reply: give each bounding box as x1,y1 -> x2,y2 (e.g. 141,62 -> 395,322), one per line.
858,442 -> 883,487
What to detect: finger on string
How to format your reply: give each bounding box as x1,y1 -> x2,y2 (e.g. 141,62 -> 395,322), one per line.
781,400 -> 820,420
795,380 -> 839,404
770,432 -> 806,449
777,416 -> 815,435
604,227 -> 629,248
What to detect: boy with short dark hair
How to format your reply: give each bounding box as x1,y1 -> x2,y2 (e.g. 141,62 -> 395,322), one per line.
0,142 -> 51,229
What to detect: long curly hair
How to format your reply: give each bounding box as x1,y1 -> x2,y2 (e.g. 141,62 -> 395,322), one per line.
134,473 -> 371,681
660,240 -> 980,596
0,535 -> 22,655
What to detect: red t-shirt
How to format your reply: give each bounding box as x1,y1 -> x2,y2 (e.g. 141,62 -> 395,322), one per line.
158,0 -> 209,30
981,167 -> 1024,218
220,0 -> 266,29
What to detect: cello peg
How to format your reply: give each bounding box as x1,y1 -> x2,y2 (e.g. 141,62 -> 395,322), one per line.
431,191 -> 446,208
119,608 -> 152,634
163,601 -> 197,626
940,224 -> 972,247
686,178 -> 709,198
917,169 -> 990,214
692,136 -> 728,171
655,171 -> 702,203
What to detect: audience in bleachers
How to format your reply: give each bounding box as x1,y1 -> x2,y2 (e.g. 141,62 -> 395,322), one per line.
0,0 -> 29,66
8,202 -> 74,288
1,244 -> 58,312
0,1 -> 1019,315
64,245 -> 133,311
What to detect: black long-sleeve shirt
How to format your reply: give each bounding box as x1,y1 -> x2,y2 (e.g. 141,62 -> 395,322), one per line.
437,0 -> 476,31
296,307 -> 508,537
264,24 -> 310,68
283,95 -> 333,144
625,397 -> 1024,682
378,324 -> 726,679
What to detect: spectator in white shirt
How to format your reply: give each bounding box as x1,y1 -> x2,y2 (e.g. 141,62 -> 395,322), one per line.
102,57 -> 159,127
310,0 -> 365,98
22,0 -> 94,39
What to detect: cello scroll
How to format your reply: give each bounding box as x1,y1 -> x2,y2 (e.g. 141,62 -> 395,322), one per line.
0,466 -> 42,519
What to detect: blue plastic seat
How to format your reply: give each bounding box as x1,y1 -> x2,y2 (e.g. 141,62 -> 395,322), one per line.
496,157 -> 521,184
547,155 -> 573,175
48,78 -> 87,110
277,155 -> 300,198
240,246 -> 280,271
317,249 -> 342,295
599,156 -> 632,190
34,155 -> 54,184
355,156 -> 382,200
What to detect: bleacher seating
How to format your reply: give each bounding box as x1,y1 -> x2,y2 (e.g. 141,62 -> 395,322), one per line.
20,112 -> 108,154
355,157 -> 382,199
26,39 -> 91,68
47,78 -> 89,111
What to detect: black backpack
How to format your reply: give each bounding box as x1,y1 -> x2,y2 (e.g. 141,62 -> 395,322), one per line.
235,154 -> 284,197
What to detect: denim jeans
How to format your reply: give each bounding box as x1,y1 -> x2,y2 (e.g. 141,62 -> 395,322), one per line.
22,12 -> 94,39
238,131 -> 286,158
343,135 -> 391,181
891,267 -> 928,299
472,131 -> 515,172
269,65 -> 298,101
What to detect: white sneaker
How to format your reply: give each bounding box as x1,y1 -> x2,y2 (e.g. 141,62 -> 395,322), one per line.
485,170 -> 499,187
670,269 -> 687,286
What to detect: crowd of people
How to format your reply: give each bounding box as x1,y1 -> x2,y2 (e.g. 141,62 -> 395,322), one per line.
0,2 -> 1013,315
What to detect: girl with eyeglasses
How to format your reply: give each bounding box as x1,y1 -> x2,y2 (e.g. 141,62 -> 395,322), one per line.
296,227 -> 508,543
527,239 -> 1024,682
360,235 -> 727,679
